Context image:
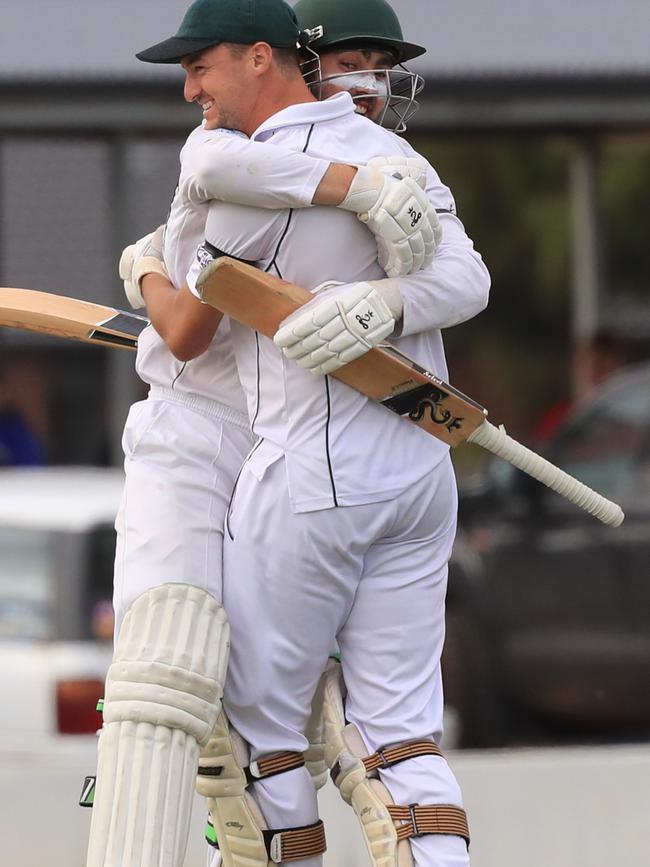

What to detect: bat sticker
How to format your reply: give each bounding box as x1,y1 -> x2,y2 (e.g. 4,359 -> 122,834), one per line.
380,382 -> 464,431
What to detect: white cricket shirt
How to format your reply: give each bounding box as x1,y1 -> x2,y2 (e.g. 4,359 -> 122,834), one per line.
186,93 -> 490,512
134,125 -> 329,411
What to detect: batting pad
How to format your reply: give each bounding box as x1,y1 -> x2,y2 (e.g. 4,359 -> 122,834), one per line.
321,660 -> 468,867
86,583 -> 229,867
198,711 -> 270,867
304,667 -> 329,790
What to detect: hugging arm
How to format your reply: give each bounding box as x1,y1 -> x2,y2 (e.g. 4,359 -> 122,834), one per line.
274,163 -> 491,374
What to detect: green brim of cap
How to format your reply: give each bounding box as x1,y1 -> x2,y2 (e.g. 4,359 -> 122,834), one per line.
136,36 -> 221,64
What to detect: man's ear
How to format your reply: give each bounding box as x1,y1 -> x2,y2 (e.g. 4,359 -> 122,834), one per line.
250,41 -> 274,75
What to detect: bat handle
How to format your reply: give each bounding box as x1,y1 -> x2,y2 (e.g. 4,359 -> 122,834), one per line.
468,420 -> 624,527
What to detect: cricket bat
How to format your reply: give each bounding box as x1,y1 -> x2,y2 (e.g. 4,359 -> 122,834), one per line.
197,257 -> 624,528
0,286 -> 148,350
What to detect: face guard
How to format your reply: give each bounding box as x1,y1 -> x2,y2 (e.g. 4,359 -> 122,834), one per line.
315,66 -> 423,133
298,27 -> 324,88
297,31 -> 423,134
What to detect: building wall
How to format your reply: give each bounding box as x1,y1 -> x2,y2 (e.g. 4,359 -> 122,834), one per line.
0,132 -> 187,464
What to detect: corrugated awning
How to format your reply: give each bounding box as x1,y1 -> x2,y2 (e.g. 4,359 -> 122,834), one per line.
1,0 -> 649,82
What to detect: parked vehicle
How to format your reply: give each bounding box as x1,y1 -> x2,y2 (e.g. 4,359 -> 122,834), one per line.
444,362 -> 650,748
0,467 -> 122,737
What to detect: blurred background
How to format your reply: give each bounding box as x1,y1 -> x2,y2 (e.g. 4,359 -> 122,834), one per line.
1,1 -> 649,865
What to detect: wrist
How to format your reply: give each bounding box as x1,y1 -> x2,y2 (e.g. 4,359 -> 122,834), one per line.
313,164 -> 358,207
140,270 -> 170,301
133,257 -> 169,290
338,166 -> 385,214
367,279 -> 404,320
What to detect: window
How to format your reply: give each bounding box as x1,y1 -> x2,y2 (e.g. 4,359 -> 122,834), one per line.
549,371 -> 650,502
0,528 -> 54,639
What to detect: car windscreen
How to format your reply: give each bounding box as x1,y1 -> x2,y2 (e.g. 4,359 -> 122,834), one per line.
550,373 -> 650,502
0,528 -> 55,639
0,524 -> 117,641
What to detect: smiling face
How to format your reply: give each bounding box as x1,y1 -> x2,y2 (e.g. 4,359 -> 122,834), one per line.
182,43 -> 254,131
317,47 -> 396,121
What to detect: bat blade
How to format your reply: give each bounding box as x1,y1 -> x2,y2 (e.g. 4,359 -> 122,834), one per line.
197,258 -> 487,448
0,287 -> 148,350
197,257 -> 624,527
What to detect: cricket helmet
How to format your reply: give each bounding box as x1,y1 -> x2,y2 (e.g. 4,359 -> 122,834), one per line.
294,0 -> 425,62
295,0 -> 425,132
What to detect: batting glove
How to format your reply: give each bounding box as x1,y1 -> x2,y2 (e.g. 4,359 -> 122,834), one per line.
339,166 -> 441,279
367,155 -> 429,190
273,281 -> 395,375
118,225 -> 168,309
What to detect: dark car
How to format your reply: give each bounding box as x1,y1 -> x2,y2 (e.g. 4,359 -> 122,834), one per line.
443,362 -> 650,748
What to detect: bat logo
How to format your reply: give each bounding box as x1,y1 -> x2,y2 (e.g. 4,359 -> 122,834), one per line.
355,310 -> 374,330
409,397 -> 463,431
196,243 -> 217,270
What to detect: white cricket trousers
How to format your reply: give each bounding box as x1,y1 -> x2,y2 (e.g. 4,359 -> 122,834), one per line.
113,387 -> 253,633
222,453 -> 469,867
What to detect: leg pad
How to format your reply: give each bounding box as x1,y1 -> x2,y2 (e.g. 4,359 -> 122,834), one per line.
322,659 -> 469,867
86,584 -> 229,867
197,711 -> 326,866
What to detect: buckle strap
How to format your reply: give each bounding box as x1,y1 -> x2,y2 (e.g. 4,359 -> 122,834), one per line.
246,750 -> 305,783
387,804 -> 470,846
198,750 -> 304,786
263,819 -> 326,863
362,739 -> 443,773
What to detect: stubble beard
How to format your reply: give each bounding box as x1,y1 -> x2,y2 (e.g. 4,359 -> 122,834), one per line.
205,99 -> 245,133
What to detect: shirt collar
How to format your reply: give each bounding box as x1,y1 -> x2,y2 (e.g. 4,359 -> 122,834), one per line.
251,92 -> 356,141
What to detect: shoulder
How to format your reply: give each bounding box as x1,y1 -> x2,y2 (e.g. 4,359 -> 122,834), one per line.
180,124 -> 208,155
180,125 -> 249,164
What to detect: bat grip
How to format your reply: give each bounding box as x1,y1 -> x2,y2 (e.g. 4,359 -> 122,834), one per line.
468,420 -> 624,527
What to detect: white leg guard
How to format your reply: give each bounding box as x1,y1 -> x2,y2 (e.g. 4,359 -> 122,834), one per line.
197,711 -> 326,866
322,660 -> 469,867
304,666 -> 329,791
86,584 -> 229,867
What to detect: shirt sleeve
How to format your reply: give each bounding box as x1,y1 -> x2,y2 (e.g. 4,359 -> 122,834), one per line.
390,153 -> 491,337
180,130 -> 329,211
185,197 -> 287,298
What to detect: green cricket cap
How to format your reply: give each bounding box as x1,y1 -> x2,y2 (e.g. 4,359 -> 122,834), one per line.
136,0 -> 300,64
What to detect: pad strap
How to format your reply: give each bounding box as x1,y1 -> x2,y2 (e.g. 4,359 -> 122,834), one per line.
247,751 -> 305,783
263,819 -> 326,864
198,750 -> 305,785
387,804 -> 470,846
202,816 -> 327,863
332,738 -> 442,785
362,739 -> 443,773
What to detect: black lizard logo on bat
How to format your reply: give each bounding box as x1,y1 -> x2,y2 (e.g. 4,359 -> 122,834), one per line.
381,383 -> 465,432
409,397 -> 463,431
